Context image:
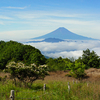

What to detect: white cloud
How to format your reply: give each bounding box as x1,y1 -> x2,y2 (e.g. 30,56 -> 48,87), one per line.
25,40 -> 100,59
0,30 -> 50,41
47,19 -> 90,25
26,40 -> 100,52
44,50 -> 83,59
0,15 -> 13,20
3,6 -> 27,9
14,11 -> 85,19
92,47 -> 100,56
0,21 -> 4,25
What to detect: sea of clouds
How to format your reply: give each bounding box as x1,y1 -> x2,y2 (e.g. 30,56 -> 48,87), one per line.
24,40 -> 100,59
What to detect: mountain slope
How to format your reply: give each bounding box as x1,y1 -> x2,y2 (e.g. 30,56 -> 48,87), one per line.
33,27 -> 94,40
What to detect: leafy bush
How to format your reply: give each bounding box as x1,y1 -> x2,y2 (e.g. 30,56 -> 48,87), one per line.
4,61 -> 48,87
46,57 -> 71,71
68,61 -> 86,80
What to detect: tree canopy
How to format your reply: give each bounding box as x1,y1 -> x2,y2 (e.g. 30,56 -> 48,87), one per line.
82,48 -> 100,68
0,40 -> 46,69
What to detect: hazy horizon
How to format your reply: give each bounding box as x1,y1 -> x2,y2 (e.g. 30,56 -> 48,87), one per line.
0,0 -> 100,40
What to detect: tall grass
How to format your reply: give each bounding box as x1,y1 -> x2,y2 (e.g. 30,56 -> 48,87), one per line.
0,80 -> 100,100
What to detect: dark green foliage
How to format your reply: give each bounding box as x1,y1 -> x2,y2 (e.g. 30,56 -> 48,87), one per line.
46,58 -> 57,71
82,48 -> 100,68
0,40 -> 46,69
46,57 -> 71,71
68,61 -> 86,80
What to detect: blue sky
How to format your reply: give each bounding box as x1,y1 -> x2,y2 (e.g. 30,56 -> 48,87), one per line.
0,0 -> 100,40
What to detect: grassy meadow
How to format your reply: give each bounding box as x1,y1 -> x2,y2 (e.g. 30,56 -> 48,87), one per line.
0,78 -> 100,100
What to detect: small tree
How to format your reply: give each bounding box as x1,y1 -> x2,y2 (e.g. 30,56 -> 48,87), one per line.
4,61 -> 48,87
68,61 -> 86,80
82,49 -> 100,68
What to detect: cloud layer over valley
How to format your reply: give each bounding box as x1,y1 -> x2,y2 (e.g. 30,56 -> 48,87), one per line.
25,40 -> 100,59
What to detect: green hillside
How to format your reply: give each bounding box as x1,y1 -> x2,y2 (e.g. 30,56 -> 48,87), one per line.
0,40 -> 46,69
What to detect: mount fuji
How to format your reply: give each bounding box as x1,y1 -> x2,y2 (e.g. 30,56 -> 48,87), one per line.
25,27 -> 99,58
33,27 -> 94,40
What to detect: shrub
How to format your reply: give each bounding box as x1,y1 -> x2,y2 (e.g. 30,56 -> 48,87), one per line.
68,61 -> 86,80
4,61 -> 48,87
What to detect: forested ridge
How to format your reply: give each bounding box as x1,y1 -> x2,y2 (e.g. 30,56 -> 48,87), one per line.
0,40 -> 100,79
0,40 -> 46,69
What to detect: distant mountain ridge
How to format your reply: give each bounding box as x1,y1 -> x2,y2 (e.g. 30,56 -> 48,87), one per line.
42,38 -> 64,42
33,27 -> 94,40
27,38 -> 64,43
